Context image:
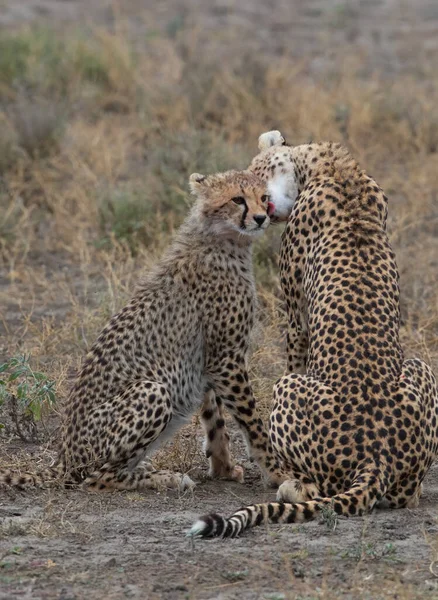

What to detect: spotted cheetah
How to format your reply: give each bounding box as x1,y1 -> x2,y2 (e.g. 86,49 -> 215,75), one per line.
0,169 -> 285,492
189,131 -> 438,538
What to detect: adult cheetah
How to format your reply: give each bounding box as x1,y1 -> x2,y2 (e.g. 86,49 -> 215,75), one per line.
0,169 -> 285,492
189,131 -> 438,538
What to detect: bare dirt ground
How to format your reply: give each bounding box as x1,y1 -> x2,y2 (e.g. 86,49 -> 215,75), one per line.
1,1 -> 438,599
0,460 -> 437,600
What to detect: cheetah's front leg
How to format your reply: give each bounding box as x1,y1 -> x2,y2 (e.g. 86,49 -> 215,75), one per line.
210,360 -> 287,487
200,388 -> 244,483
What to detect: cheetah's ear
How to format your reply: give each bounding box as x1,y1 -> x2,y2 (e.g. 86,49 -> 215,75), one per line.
258,130 -> 287,151
189,173 -> 207,195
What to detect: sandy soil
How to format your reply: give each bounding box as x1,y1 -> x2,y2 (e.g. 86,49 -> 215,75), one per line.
1,451 -> 437,600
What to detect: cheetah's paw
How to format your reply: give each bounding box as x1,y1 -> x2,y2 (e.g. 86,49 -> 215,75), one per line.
230,464 -> 244,483
180,474 -> 196,491
277,479 -> 306,503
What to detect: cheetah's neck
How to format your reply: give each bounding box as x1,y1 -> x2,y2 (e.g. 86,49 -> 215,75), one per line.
289,143 -> 387,228
289,143 -> 363,193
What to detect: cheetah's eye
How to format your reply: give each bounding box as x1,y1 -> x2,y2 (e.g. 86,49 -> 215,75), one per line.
232,197 -> 246,205
261,194 -> 270,203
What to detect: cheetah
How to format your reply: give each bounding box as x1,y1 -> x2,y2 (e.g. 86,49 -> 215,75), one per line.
0,169 -> 285,492
189,130 -> 438,538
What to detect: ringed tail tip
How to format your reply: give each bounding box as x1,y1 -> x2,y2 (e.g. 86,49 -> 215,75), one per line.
187,514 -> 228,538
187,519 -> 208,537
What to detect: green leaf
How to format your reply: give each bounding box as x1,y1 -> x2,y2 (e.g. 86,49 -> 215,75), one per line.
31,402 -> 42,421
33,372 -> 48,382
8,371 -> 22,382
0,362 -> 10,373
8,357 -> 23,367
17,382 -> 28,400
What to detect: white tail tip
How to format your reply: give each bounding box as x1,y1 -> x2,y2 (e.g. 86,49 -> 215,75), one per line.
187,519 -> 207,537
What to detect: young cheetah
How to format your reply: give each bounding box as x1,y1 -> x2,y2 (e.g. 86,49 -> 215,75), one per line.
0,170 -> 285,492
189,131 -> 438,538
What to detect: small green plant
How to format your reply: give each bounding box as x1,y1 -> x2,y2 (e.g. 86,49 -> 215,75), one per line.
381,542 -> 400,561
340,541 -> 399,562
223,569 -> 249,582
319,500 -> 338,532
382,542 -> 397,555
0,355 -> 56,441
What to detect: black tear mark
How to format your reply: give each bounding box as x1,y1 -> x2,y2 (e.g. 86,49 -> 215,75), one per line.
240,200 -> 248,229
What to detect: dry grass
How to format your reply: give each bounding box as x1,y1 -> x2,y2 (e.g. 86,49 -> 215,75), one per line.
0,14 -> 437,471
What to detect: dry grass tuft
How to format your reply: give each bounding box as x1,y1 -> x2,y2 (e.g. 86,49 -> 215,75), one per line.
0,17 -> 437,474
6,95 -> 66,159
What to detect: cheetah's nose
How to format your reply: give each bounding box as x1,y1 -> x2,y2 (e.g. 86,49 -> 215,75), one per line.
254,215 -> 267,227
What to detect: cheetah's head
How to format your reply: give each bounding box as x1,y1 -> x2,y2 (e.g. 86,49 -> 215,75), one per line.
248,130 -> 298,222
189,170 -> 271,240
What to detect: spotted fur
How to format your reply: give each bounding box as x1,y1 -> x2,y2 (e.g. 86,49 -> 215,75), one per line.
0,169 -> 286,492
189,132 -> 438,538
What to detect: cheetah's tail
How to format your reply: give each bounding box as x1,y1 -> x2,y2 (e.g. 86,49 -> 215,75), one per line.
188,469 -> 385,539
0,463 -> 65,489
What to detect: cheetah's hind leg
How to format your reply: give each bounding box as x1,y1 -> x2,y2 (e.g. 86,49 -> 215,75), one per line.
83,380 -> 195,492
200,388 -> 244,483
377,357 -> 437,509
377,483 -> 423,509
84,461 -> 195,492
